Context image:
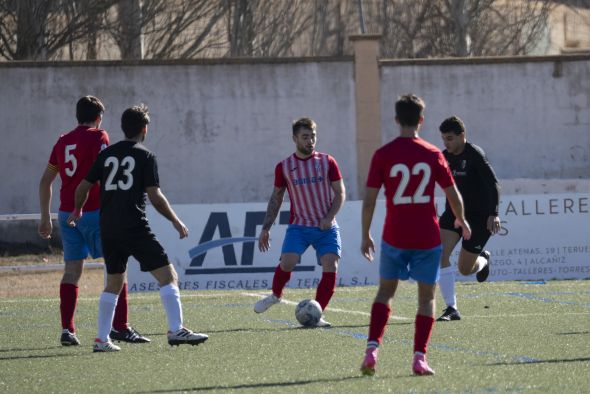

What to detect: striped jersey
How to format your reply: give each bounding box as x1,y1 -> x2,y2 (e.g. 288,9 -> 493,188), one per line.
275,152 -> 342,227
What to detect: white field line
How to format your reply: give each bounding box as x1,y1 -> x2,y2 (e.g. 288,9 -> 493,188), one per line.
240,291 -> 409,321
0,263 -> 103,272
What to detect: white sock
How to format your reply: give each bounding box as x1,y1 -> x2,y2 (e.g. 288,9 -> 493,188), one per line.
160,283 -> 183,332
97,292 -> 118,342
438,266 -> 457,309
475,255 -> 487,273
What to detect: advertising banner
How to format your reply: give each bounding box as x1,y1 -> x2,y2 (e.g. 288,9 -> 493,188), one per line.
127,193 -> 590,292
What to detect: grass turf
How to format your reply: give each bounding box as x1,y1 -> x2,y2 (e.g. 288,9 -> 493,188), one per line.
0,280 -> 588,393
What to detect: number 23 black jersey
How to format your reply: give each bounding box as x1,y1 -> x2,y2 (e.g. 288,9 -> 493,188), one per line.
85,140 -> 159,234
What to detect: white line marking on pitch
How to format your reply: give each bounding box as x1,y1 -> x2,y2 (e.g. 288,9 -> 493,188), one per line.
240,292 -> 410,321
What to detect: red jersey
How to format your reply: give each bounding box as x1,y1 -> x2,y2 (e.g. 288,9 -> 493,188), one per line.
47,126 -> 109,212
275,152 -> 343,227
366,137 -> 454,249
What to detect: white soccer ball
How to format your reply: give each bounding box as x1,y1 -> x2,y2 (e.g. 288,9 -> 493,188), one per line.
295,299 -> 322,327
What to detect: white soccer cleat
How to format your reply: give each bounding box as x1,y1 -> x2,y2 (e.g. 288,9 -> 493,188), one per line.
312,317 -> 332,328
93,338 -> 121,353
254,294 -> 281,313
167,327 -> 209,346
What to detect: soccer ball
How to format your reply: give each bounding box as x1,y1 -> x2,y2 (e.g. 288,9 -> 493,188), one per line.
295,299 -> 322,327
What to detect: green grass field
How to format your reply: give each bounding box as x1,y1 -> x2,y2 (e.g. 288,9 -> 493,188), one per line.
1,280 -> 589,393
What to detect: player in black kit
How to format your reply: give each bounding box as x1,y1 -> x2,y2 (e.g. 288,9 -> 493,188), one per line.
437,116 -> 501,322
69,104 -> 209,351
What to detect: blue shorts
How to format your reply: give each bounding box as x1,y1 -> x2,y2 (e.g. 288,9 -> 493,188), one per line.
380,241 -> 442,285
58,210 -> 102,261
281,224 -> 341,262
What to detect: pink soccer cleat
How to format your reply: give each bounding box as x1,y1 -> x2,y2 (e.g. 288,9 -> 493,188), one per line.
412,353 -> 435,376
360,347 -> 378,376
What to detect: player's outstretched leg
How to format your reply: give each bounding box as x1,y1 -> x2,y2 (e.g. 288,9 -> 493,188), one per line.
476,251 -> 491,282
167,327 -> 209,346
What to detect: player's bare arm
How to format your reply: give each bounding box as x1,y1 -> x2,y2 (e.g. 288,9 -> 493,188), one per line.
443,184 -> 472,240
146,186 -> 188,239
38,167 -> 58,239
361,187 -> 379,262
258,187 -> 286,252
67,179 -> 93,226
320,179 -> 346,230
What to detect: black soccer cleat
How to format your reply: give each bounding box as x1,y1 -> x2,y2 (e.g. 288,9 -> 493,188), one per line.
60,329 -> 81,346
110,326 -> 151,343
476,250 -> 491,283
437,306 -> 461,322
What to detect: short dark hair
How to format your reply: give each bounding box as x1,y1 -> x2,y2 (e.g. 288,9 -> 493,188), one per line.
439,116 -> 466,135
121,104 -> 150,138
395,94 -> 425,127
292,117 -> 316,135
76,96 -> 104,124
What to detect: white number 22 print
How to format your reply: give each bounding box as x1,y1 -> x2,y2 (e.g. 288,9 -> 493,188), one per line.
390,162 -> 431,205
104,156 -> 135,191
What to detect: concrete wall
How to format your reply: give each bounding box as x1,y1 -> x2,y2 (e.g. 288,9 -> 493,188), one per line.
0,59 -> 357,214
379,56 -> 590,194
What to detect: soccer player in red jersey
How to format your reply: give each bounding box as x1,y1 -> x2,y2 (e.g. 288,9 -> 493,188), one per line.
254,117 -> 346,327
38,96 -> 149,346
359,95 -> 471,376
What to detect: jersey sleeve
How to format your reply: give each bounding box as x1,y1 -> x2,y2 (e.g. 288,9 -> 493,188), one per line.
47,142 -> 60,172
435,151 -> 455,189
85,153 -> 103,184
366,150 -> 383,189
274,162 -> 287,188
473,148 -> 500,216
328,156 -> 343,182
100,130 -> 110,150
144,153 -> 160,188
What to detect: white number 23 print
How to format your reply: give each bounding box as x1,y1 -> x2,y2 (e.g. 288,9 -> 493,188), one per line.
104,156 -> 135,191
390,162 -> 431,205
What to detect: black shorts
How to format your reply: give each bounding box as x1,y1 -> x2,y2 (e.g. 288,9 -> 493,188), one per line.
439,210 -> 491,254
102,228 -> 170,274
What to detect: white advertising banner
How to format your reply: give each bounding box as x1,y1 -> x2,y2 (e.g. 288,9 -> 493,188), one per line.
127,193 -> 590,292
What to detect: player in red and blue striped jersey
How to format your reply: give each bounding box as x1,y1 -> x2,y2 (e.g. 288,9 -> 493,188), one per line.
254,117 -> 346,327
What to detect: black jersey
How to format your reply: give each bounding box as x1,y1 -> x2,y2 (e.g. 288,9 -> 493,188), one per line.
85,140 -> 159,235
443,142 -> 500,216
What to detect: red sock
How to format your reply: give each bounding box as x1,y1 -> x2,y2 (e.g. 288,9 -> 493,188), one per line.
272,264 -> 291,298
60,283 -> 79,332
368,302 -> 391,347
315,272 -> 336,310
112,283 -> 129,331
414,314 -> 435,354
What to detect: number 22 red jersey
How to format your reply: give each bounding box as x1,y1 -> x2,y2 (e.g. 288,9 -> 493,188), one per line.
47,125 -> 109,212
366,137 -> 454,249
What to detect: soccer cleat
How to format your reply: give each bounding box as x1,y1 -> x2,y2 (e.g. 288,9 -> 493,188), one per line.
167,327 -> 209,346
476,250 -> 491,283
311,317 -> 332,328
412,353 -> 435,375
254,294 -> 281,313
437,306 -> 461,321
60,329 -> 80,346
110,326 -> 151,343
93,338 -> 121,353
360,347 -> 379,376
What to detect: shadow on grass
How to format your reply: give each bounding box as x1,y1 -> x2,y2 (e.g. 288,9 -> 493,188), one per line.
489,357 -> 590,366
556,331 -> 589,335
137,374 -> 369,393
0,352 -> 80,361
0,346 -> 65,353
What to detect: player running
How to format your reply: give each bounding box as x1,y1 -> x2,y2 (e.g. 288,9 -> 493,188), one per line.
254,117 -> 345,328
38,96 -> 149,346
69,104 -> 208,352
360,95 -> 471,376
437,116 -> 501,322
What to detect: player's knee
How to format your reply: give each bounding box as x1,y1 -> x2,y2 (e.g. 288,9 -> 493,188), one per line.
457,263 -> 474,276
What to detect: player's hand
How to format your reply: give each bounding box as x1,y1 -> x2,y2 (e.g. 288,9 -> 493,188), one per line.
258,229 -> 271,252
67,209 -> 82,227
454,218 -> 472,241
487,215 -> 501,235
319,217 -> 334,231
173,220 -> 189,239
38,218 -> 52,239
361,235 -> 375,262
